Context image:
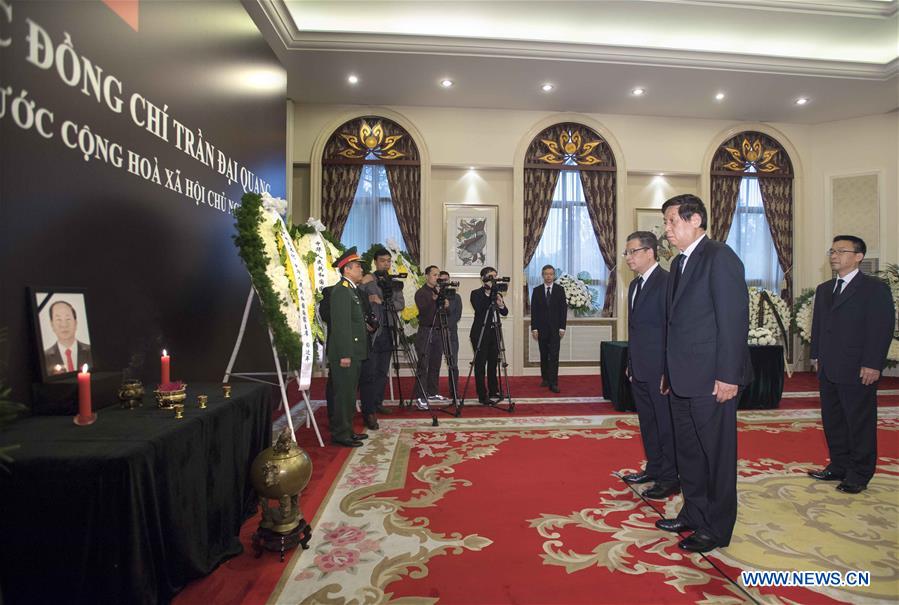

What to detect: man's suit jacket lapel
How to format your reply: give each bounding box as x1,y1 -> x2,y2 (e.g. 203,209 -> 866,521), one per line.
832,273 -> 863,311
672,236 -> 707,310
628,279 -> 637,325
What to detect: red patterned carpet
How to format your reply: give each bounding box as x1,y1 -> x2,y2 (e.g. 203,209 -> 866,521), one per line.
175,374 -> 899,605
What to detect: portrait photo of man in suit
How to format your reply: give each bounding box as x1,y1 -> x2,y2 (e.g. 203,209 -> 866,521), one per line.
808,235 -> 895,494
39,296 -> 93,377
621,231 -> 679,500
530,264 -> 567,393
656,194 -> 752,554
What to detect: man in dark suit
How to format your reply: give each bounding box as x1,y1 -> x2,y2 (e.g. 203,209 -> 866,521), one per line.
655,194 -> 752,553
808,235 -> 895,494
439,270 -> 463,394
530,264 -> 567,393
620,231 -> 679,500
44,300 -> 93,375
470,266 -> 508,404
327,247 -> 370,448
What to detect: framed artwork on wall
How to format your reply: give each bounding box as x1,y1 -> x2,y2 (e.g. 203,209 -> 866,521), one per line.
443,204 -> 499,277
29,287 -> 95,380
633,207 -> 677,270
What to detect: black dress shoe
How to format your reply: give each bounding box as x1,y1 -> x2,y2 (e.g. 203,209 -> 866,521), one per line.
655,518 -> 692,533
549,384 -> 560,393
363,414 -> 379,431
808,468 -> 844,481
836,482 -> 866,494
478,396 -> 491,405
375,405 -> 392,415
540,380 -> 549,387
352,433 -> 369,440
678,532 -> 718,553
332,438 -> 363,448
622,472 -> 653,484
643,482 -> 681,499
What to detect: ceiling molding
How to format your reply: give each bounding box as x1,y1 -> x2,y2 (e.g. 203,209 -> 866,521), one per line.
258,0 -> 896,81
641,0 -> 897,18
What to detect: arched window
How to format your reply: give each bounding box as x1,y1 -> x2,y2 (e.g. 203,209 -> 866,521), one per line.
710,132 -> 794,301
321,117 -> 421,263
524,123 -> 617,315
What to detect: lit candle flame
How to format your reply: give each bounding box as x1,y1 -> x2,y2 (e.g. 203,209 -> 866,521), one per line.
81,364 -> 89,373
163,349 -> 168,356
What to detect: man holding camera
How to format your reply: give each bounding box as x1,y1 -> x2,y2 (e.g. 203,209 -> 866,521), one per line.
439,270 -> 463,392
357,246 -> 406,430
530,264 -> 567,393
414,265 -> 446,406
470,266 -> 509,404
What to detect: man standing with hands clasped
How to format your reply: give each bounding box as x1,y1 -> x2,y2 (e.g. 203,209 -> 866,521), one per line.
530,264 -> 566,393
655,194 -> 752,554
808,235 -> 894,494
621,232 -> 679,500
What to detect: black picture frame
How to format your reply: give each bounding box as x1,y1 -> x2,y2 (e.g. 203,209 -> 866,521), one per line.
29,287 -> 95,381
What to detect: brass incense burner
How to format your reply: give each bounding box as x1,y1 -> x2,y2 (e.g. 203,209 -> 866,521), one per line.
154,383 -> 187,410
118,379 -> 145,409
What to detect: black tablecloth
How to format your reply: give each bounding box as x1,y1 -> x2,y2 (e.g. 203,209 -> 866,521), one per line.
600,342 -> 785,411
0,383 -> 272,605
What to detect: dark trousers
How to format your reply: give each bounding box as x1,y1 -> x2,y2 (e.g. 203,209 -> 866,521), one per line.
537,330 -> 561,386
819,376 -> 878,485
631,378 -> 678,483
446,329 -> 460,396
471,335 -> 500,399
359,330 -> 391,414
670,391 -> 738,546
328,359 -> 361,441
414,327 -> 443,398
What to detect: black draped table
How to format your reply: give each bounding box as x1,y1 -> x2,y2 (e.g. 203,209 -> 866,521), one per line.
0,383 -> 272,605
600,341 -> 785,411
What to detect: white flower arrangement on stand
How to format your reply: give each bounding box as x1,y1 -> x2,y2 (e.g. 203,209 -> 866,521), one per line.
557,273 -> 596,316
748,327 -> 777,346
791,289 -> 815,346
748,287 -> 790,345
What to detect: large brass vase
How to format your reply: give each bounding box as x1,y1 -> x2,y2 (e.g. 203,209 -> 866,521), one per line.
250,428 -> 313,534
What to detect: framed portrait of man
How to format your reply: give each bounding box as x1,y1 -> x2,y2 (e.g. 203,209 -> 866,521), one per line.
29,288 -> 94,380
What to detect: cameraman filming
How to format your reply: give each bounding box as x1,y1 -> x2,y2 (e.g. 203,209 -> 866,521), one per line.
470,266 -> 509,404
357,246 -> 406,429
438,270 -> 463,392
414,265 -> 446,405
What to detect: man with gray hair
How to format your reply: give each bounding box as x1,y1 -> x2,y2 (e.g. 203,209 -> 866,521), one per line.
621,231 -> 678,500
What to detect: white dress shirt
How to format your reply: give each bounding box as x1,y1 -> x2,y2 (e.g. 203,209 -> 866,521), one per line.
678,234 -> 707,272
631,262 -> 659,308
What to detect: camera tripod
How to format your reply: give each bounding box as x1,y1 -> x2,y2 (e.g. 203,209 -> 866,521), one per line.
381,298 -> 431,413
412,301 -> 462,424
461,297 -> 514,413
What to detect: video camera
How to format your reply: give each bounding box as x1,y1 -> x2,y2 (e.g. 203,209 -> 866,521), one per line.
482,274 -> 510,294
374,269 -> 406,298
435,277 -> 459,300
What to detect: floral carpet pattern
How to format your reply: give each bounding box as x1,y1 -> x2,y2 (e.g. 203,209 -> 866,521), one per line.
269,409 -> 899,605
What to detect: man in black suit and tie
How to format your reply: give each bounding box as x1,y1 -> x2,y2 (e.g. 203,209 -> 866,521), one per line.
530,264 -> 567,393
43,301 -> 93,376
470,266 -> 509,404
655,194 -> 752,554
808,235 -> 895,494
620,232 -> 679,500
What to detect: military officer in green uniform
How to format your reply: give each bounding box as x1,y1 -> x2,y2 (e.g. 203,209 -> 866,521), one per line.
328,247 -> 370,447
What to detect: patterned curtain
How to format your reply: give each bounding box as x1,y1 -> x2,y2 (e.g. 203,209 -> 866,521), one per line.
709,175 -> 742,241
321,164 -> 362,239
758,177 -> 794,302
522,168 -> 560,267
579,171 -> 617,315
322,116 -> 421,250
385,165 -> 421,265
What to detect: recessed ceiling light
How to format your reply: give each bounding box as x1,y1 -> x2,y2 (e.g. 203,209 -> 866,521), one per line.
658,172 -> 666,176
440,79 -> 454,88
347,74 -> 359,85
715,92 -> 725,101
795,97 -> 809,105
468,166 -> 476,171
632,87 -> 645,96
541,83 -> 554,92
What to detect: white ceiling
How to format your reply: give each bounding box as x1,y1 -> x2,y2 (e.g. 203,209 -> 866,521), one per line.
245,0 -> 899,124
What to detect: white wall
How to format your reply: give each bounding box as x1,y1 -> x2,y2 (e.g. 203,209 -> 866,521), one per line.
292,103 -> 898,373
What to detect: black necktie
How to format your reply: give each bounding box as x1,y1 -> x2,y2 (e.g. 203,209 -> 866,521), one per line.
632,276 -> 644,311
545,286 -> 551,303
671,255 -> 684,296
832,278 -> 844,307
